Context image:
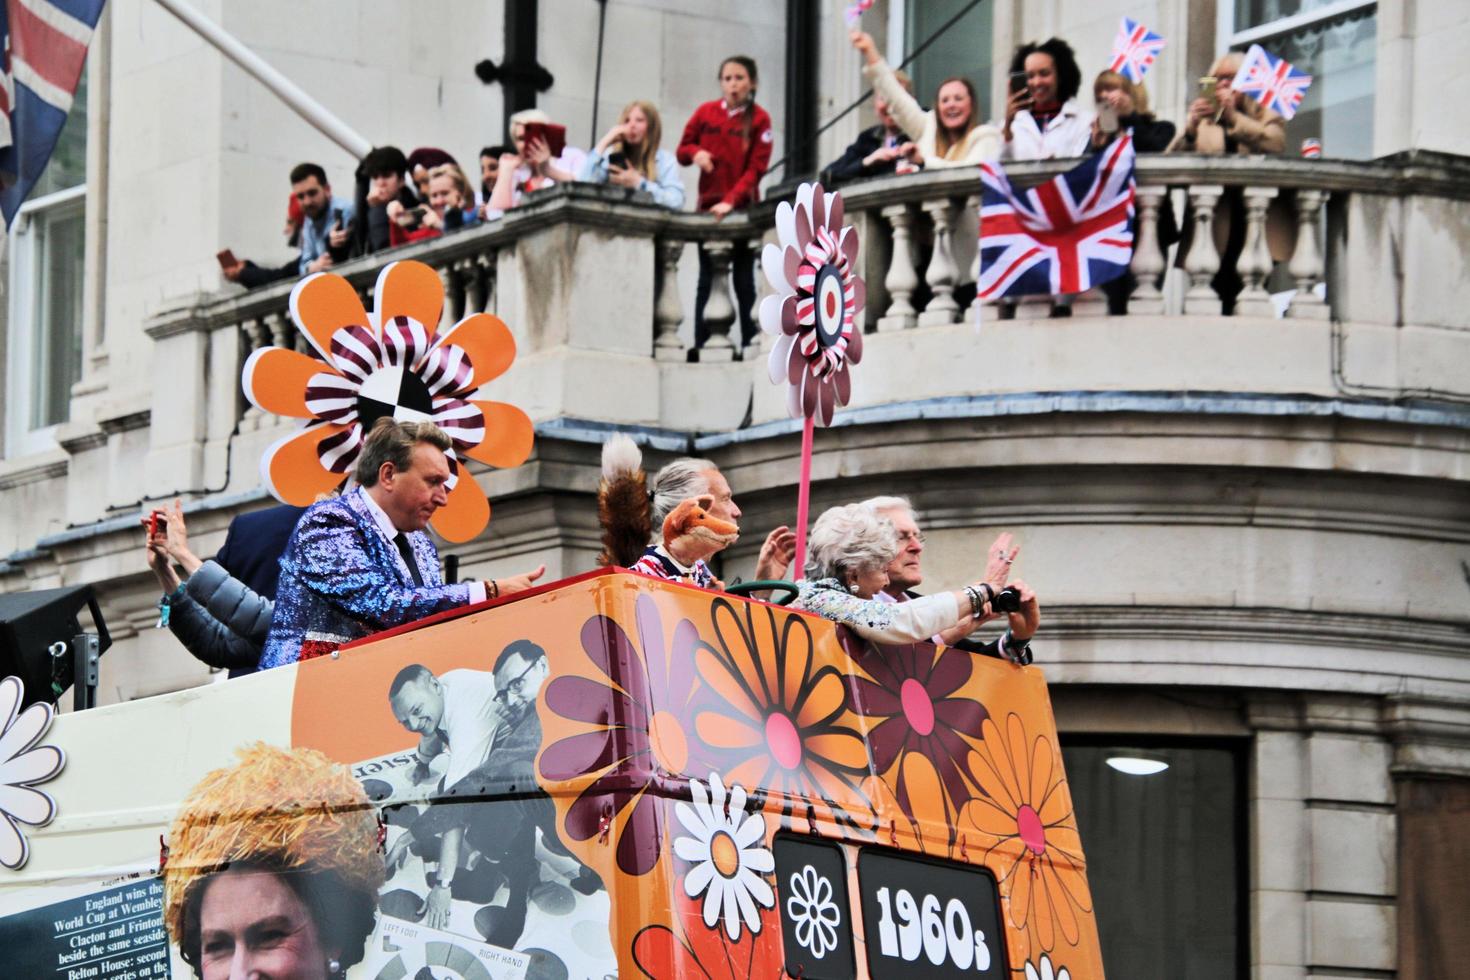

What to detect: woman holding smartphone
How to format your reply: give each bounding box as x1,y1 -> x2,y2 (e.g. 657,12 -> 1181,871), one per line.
1001,38 -> 1093,160
850,30 -> 1000,168
579,101 -> 685,209
1089,70 -> 1175,153
677,56 -> 772,351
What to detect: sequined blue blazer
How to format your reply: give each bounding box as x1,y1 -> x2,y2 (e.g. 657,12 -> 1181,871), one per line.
259,488 -> 474,668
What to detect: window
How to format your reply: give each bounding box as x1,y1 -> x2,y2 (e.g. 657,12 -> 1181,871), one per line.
6,69 -> 88,456
1228,0 -> 1376,159
894,0 -> 995,122
1061,739 -> 1247,979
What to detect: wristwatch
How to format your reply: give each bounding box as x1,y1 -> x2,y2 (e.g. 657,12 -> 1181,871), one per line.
1003,630 -> 1033,666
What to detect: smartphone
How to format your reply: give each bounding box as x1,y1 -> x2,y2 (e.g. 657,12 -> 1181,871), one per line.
399,205 -> 427,229
1097,105 -> 1119,133
333,209 -> 345,231
1009,70 -> 1030,97
607,151 -> 628,170
521,121 -> 567,158
215,248 -> 238,270
148,510 -> 167,537
1199,75 -> 1219,107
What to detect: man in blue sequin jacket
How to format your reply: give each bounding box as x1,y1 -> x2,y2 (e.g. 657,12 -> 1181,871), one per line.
260,418 -> 544,668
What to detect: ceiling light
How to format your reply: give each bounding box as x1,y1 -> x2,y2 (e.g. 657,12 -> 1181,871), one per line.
1105,754 -> 1169,776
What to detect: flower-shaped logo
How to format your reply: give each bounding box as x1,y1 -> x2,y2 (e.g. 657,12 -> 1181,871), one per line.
961,713 -> 1092,959
242,261 -> 533,542
0,675 -> 66,870
1026,953 -> 1073,980
785,864 -> 842,959
672,773 -> 775,941
538,594 -> 702,876
758,182 -> 866,427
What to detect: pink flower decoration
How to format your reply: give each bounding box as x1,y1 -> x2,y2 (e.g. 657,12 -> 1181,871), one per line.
758,182 -> 866,427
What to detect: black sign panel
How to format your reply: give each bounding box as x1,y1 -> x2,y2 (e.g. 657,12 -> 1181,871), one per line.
773,835 -> 857,980
857,848 -> 1007,979
0,877 -> 171,979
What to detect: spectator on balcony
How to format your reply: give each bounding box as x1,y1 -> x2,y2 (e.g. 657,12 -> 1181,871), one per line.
479,144 -> 510,205
794,504 -> 1035,657
1089,70 -> 1175,153
219,191 -> 307,289
678,55 -> 773,352
222,163 -> 350,284
406,147 -> 457,202
1001,38 -> 1093,161
579,101 -> 685,209
485,108 -> 588,216
850,32 -> 999,170
1168,52 -> 1285,155
349,146 -> 421,258
392,163 -> 479,247
821,67 -> 919,184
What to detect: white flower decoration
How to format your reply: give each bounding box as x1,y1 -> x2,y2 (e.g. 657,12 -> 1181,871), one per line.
1025,953 -> 1072,980
673,772 -> 775,941
758,181 -> 866,427
0,675 -> 66,870
786,864 -> 842,959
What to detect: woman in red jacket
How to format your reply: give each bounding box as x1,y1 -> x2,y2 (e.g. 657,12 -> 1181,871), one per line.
677,55 -> 773,354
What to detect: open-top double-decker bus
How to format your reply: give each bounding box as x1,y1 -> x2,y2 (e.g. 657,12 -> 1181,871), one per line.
0,570 -> 1103,979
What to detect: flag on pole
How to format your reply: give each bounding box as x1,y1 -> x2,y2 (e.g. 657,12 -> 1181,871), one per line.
1109,17 -> 1165,83
1231,43 -> 1312,121
976,135 -> 1137,301
0,0 -> 108,227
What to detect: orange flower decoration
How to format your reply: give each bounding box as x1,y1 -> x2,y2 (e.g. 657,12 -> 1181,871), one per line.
241,261 -> 533,542
960,712 -> 1093,961
691,599 -> 874,836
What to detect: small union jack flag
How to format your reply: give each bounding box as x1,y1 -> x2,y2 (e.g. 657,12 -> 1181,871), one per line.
0,0 -> 107,226
1109,17 -> 1165,84
976,135 -> 1137,301
1231,43 -> 1312,121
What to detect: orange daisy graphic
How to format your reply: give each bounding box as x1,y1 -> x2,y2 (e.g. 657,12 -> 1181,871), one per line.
960,712 -> 1093,961
690,598 -> 875,836
241,260 -> 533,542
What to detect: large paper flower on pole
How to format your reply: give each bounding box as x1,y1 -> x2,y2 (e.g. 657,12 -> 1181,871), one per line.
758,182 -> 866,427
242,261 -> 533,542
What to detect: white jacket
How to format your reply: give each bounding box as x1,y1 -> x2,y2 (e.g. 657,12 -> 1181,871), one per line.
1002,98 -> 1095,161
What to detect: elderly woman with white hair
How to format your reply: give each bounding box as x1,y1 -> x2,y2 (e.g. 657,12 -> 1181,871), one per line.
485,108 -> 588,216
794,504 -> 1032,651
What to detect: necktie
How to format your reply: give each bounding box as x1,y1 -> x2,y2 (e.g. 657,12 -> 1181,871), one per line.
393,532 -> 425,587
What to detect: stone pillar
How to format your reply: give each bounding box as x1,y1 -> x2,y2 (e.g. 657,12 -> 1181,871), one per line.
1182,184 -> 1224,316
960,192 -> 982,320
698,240 -> 737,362
1128,185 -> 1168,315
878,204 -> 918,331
654,238 -> 686,362
918,198 -> 959,326
438,263 -> 460,328
745,234 -> 766,355
1287,189 -> 1330,321
477,251 -> 497,314
1235,186 -> 1280,318
454,256 -> 482,316
239,317 -> 271,431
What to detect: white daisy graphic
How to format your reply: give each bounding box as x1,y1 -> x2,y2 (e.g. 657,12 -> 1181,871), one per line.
786,863 -> 842,959
673,772 -> 776,941
1026,953 -> 1072,980
0,675 -> 66,870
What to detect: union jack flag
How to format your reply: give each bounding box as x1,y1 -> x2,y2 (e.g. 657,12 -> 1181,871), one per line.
977,134 -> 1137,301
1231,43 -> 1312,121
0,0 -> 107,227
1109,17 -> 1165,84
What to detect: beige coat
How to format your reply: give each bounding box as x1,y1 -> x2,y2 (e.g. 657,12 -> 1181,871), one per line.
863,59 -> 1001,168
1167,99 -> 1285,155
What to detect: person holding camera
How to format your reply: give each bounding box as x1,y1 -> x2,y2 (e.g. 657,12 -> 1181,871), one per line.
794,503 -> 1036,662
390,163 -> 479,246
485,108 -> 587,217
578,101 -> 685,209
1089,70 -> 1175,153
1001,38 -> 1093,161
1169,51 -> 1285,155
864,496 -> 1037,661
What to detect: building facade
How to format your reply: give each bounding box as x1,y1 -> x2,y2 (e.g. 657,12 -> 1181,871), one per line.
1,1 -> 1467,977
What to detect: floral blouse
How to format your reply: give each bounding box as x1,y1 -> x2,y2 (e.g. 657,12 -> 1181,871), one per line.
792,578 -> 959,644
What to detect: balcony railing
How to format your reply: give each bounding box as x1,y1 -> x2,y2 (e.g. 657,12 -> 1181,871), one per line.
138,151 -> 1470,499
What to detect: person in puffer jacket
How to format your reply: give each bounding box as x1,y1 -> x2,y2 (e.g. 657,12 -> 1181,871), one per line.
143,499 -> 303,674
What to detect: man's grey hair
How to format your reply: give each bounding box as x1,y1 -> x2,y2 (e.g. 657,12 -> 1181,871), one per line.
650,457 -> 717,531
860,495 -> 914,517
355,418 -> 453,487
805,504 -> 899,582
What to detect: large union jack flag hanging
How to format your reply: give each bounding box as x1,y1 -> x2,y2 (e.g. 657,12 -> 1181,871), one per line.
0,0 -> 107,227
976,134 -> 1137,302
1109,17 -> 1165,84
1231,43 -> 1312,121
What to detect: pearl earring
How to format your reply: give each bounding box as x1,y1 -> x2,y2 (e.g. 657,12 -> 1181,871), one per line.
847,581 -> 860,594
328,959 -> 342,977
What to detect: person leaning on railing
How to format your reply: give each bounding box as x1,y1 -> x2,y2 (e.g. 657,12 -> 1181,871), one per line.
1167,51 -> 1285,155
793,504 -> 1035,661
850,29 -> 1000,169
578,100 -> 686,209
820,67 -> 918,184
